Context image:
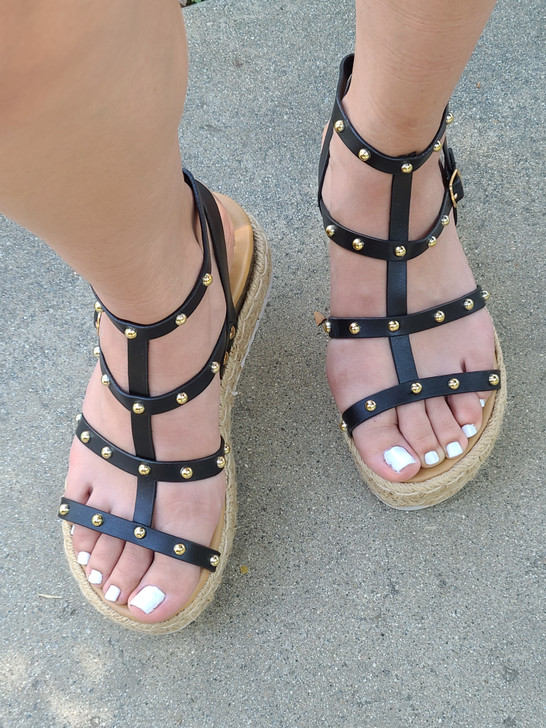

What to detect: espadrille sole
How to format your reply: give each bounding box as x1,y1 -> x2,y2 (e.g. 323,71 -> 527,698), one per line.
62,200 -> 271,634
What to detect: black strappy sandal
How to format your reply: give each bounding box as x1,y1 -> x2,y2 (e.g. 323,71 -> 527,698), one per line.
59,170 -> 271,632
316,55 -> 506,509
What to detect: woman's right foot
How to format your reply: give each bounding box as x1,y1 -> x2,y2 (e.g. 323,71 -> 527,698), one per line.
64,181 -> 236,623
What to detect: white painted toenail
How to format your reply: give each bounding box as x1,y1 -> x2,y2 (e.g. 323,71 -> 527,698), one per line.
88,569 -> 103,585
384,446 -> 416,473
104,585 -> 121,603
129,586 -> 165,615
462,424 -> 477,438
424,451 -> 440,466
77,551 -> 90,566
446,441 -> 464,459
480,398 -> 486,408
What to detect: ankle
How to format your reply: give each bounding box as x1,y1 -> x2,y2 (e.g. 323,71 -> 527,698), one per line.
323,131 -> 447,242
90,180 -> 203,324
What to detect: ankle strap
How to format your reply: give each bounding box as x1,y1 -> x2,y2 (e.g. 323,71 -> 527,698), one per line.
328,55 -> 451,175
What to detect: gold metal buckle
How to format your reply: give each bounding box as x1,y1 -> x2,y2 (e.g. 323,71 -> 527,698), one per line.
95,310 -> 102,336
449,169 -> 462,208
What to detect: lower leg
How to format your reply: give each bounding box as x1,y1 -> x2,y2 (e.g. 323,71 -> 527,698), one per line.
0,0 -> 231,621
323,0 -> 497,480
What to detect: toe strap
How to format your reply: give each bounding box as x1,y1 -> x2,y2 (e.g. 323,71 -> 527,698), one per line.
75,414 -> 227,482
59,499 -> 221,571
326,288 -> 487,338
341,370 -> 501,435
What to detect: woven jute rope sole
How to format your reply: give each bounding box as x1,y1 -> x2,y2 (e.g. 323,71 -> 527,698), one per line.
344,330 -> 506,510
62,213 -> 271,634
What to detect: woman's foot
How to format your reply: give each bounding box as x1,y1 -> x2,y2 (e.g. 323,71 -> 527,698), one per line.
322,128 -> 496,482
64,184 -> 235,623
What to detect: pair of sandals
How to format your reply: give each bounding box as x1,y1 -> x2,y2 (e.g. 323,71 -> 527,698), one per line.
58,55 -> 505,633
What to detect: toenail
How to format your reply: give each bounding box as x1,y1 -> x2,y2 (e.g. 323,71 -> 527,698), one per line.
104,585 -> 121,603
77,551 -> 90,566
446,441 -> 464,459
480,398 -> 486,408
384,446 -> 416,473
88,569 -> 103,585
462,424 -> 477,438
424,450 -> 440,466
129,585 -> 165,615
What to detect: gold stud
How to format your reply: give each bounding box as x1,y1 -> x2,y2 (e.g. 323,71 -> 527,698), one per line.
434,310 -> 445,323
101,374 -> 111,387
401,163 -> 413,174
93,346 -> 101,357
481,290 -> 490,300
395,245 -> 406,258
138,463 -> 151,476
334,120 -> 345,133
59,504 -> 70,516
441,215 -> 450,226
176,392 -> 188,405
446,111 -> 454,124
94,301 -> 103,313
448,378 -> 460,390
388,320 -> 400,332
124,327 -> 137,339
134,526 -> 146,539
209,554 -> 220,568
411,382 -> 423,394
428,236 -> 437,247
325,225 -> 336,237
203,273 -> 213,287
224,443 -> 231,455
489,373 -> 500,386
323,320 -> 332,334
349,322 -> 361,335
211,361 -> 220,374
464,298 -> 474,311
175,313 -> 187,326
173,543 -> 186,556
101,446 -> 112,459
365,400 -> 377,412
181,467 -> 193,479
433,141 -> 442,152
358,148 -> 371,162
80,431 -> 91,443
352,238 -> 364,251
75,413 -> 83,423
340,421 -> 348,432
229,325 -> 236,340
91,514 -> 104,527
217,456 -> 226,469
132,402 -> 145,415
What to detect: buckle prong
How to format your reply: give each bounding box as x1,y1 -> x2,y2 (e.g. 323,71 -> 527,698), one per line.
449,168 -> 462,208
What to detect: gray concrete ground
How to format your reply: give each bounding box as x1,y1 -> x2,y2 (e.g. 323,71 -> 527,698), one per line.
0,1 -> 544,726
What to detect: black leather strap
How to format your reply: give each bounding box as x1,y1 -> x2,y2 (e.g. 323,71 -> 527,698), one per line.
99,327 -> 227,415
59,499 -> 220,571
75,414 -> 226,482
327,288 -> 486,338
342,370 -> 501,435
